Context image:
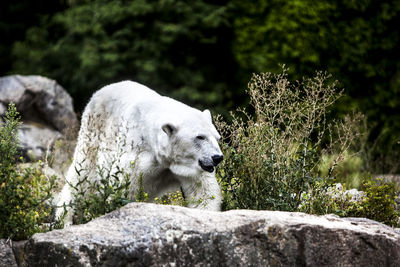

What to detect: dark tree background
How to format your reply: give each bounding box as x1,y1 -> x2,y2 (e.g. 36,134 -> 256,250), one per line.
1,0 -> 399,173
7,0 -> 238,115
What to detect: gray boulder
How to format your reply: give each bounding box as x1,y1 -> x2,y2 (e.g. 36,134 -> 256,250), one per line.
21,203 -> 400,266
0,75 -> 78,162
0,239 -> 17,267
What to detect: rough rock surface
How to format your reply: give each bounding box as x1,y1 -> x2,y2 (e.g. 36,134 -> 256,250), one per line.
0,239 -> 17,267
22,203 -> 400,267
0,75 -> 78,161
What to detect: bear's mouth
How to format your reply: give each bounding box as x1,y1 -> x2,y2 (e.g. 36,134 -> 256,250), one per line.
199,160 -> 214,173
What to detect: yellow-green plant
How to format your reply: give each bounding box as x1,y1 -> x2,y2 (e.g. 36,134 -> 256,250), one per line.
154,191 -> 187,206
134,174 -> 149,202
301,179 -> 400,227
0,103 -> 57,240
351,179 -> 399,227
68,160 -> 132,225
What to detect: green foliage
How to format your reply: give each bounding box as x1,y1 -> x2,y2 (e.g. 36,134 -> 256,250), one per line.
2,0 -> 399,173
216,69 -> 365,212
217,69 -> 399,227
352,179 -> 400,227
68,161 -> 195,223
153,190 -> 209,207
216,69 -> 348,211
134,174 -> 148,202
297,180 -> 334,215
11,0 -> 236,113
0,0 -> 67,74
0,103 -> 58,240
7,0 -> 400,172
69,160 -> 132,225
232,0 -> 400,172
154,191 -> 188,207
301,180 -> 400,227
0,103 -> 20,172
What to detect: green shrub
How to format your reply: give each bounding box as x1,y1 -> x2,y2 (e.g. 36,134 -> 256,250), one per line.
69,163 -> 202,224
134,174 -> 149,203
0,103 -> 20,172
215,69 -> 362,212
0,103 -> 57,240
301,180 -> 400,227
154,191 -> 188,206
348,179 -> 400,227
68,160 -> 132,225
153,190 -> 208,207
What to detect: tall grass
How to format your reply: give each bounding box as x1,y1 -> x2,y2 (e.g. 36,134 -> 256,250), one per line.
215,68 -> 363,212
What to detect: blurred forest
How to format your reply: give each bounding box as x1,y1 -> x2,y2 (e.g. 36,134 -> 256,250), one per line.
0,0 -> 399,173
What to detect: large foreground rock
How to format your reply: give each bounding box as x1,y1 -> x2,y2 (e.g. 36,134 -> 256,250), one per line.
22,203 -> 400,266
0,75 -> 78,162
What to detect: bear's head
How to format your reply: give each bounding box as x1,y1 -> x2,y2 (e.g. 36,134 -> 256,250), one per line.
161,109 -> 223,177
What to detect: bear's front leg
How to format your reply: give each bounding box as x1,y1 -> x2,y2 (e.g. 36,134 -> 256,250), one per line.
181,173 -> 222,211
54,182 -> 75,227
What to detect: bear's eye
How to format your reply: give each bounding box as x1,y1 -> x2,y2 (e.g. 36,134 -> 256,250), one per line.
196,135 -> 206,141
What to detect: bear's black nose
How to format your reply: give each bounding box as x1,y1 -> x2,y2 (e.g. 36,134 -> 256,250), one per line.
212,155 -> 223,166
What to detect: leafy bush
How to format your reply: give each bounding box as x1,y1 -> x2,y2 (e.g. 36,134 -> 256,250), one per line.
215,70 -> 399,226
0,103 -> 58,240
134,174 -> 149,203
68,158 -> 212,223
301,180 -> 400,227
67,160 -> 132,225
154,191 -> 187,207
69,162 -> 204,224
215,69 -> 362,212
348,179 -> 400,227
153,190 -> 208,207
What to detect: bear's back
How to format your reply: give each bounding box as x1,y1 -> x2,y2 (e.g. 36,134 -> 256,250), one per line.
95,81 -> 161,104
87,80 -> 205,131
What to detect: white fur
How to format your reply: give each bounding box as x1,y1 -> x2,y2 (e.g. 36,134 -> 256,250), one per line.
56,81 -> 223,225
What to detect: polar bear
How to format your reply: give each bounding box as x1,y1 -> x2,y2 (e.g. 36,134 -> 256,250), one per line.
56,81 -> 223,225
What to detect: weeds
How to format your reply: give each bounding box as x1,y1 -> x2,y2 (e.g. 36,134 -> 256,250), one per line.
154,191 -> 187,206
356,179 -> 399,227
300,179 -> 400,227
0,103 -> 58,240
68,159 -> 132,225
215,68 -> 363,212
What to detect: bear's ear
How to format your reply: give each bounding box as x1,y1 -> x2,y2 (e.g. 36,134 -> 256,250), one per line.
203,109 -> 212,123
162,123 -> 177,137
